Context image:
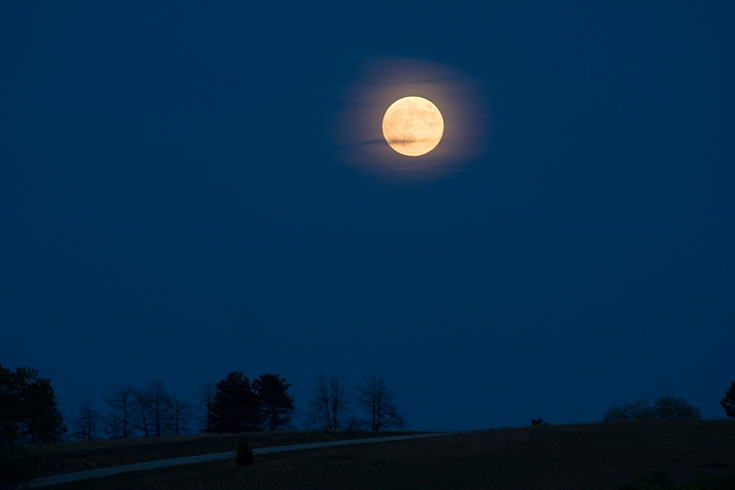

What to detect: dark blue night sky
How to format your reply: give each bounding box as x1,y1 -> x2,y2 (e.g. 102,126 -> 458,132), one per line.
2,2 -> 734,432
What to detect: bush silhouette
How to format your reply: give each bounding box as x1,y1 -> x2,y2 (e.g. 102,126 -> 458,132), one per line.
234,441 -> 254,467
721,381 -> 735,419
604,399 -> 655,421
653,394 -> 702,420
604,394 -> 701,422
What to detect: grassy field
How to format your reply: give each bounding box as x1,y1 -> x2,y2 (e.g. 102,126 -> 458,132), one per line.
40,420 -> 735,489
31,429 -> 421,478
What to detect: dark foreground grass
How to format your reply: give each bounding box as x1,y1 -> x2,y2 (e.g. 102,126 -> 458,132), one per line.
46,420 -> 735,490
31,429 -> 420,477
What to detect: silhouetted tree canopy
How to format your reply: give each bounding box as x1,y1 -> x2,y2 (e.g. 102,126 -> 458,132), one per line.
652,394 -> 702,420
205,372 -> 261,433
196,380 -> 216,433
603,394 -> 701,421
603,399 -> 655,422
0,364 -> 66,446
0,364 -> 65,489
252,374 -> 294,431
721,381 -> 735,419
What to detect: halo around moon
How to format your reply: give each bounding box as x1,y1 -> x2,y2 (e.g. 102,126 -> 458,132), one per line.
382,96 -> 444,157
333,57 -> 489,180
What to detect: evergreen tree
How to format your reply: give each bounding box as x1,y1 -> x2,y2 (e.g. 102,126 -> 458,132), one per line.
721,381 -> 735,419
253,374 -> 295,431
0,364 -> 65,489
0,364 -> 66,446
205,372 -> 261,433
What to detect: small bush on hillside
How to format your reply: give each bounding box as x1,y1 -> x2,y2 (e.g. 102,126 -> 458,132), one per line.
618,471 -> 735,490
604,394 -> 701,422
234,441 -> 253,467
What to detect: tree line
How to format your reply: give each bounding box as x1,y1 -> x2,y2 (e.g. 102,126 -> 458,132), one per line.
603,393 -> 704,422
61,372 -> 408,441
303,374 -> 406,431
5,360 -> 735,489
70,379 -> 197,441
200,372 -> 407,434
70,373 -> 299,440
0,364 -> 408,489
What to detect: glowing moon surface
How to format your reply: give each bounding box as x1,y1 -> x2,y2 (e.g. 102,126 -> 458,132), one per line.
382,96 -> 444,156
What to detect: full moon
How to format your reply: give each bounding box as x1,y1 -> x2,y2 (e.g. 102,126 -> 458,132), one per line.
382,96 -> 444,157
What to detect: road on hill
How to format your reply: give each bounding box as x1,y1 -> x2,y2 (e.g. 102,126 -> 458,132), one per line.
33,432 -> 452,487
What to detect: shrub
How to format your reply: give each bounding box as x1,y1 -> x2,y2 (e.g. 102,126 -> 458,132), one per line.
720,381 -> 735,419
653,394 -> 702,420
603,399 -> 655,422
604,395 -> 701,422
234,441 -> 254,467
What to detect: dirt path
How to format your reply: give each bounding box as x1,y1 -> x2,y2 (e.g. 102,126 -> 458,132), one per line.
33,433 -> 451,487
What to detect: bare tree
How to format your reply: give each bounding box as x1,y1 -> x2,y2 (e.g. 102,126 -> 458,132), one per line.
146,379 -> 173,437
133,387 -> 151,437
102,413 -> 123,439
70,401 -> 100,441
309,375 -> 349,430
196,379 -> 216,433
170,395 -> 195,435
353,376 -> 406,431
300,408 -> 320,431
106,385 -> 136,438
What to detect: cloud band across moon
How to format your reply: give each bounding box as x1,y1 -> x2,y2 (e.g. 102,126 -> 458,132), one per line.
332,57 -> 489,180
